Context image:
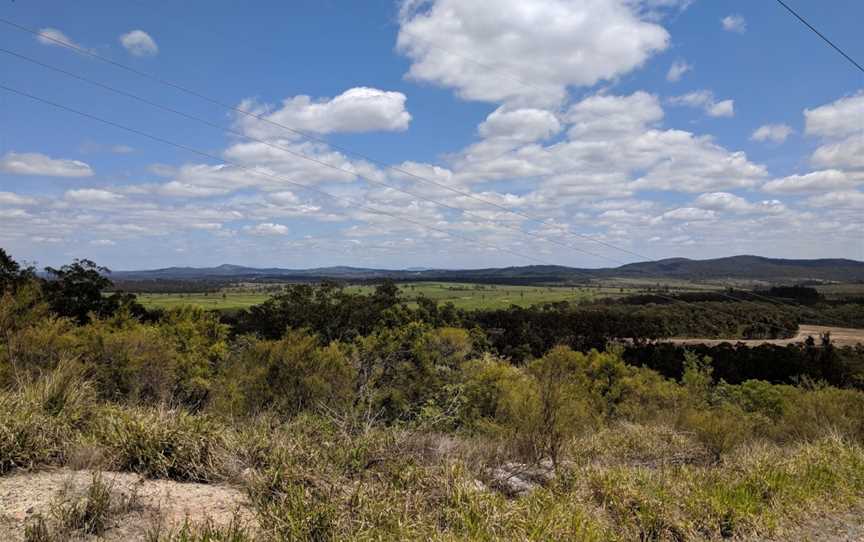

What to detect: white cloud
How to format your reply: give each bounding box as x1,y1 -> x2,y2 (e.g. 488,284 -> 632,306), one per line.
660,207 -> 716,221
0,152 -> 93,177
804,93 -> 864,171
65,189 -> 124,204
90,239 -> 116,246
235,88 -> 411,138
120,30 -> 159,56
0,192 -> 37,206
268,191 -> 299,205
811,136 -> 864,170
694,192 -> 785,214
36,28 -> 86,50
245,222 -> 290,236
804,92 -> 864,139
721,14 -> 746,33
478,107 -> 561,142
445,91 -> 765,198
751,123 -> 793,143
807,190 -> 864,210
669,91 -> 734,117
566,91 -> 663,139
707,99 -> 734,118
396,0 -> 670,106
666,60 -> 691,82
763,170 -> 861,194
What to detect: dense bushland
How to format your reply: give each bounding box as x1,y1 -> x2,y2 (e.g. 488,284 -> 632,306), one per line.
3,248 -> 864,540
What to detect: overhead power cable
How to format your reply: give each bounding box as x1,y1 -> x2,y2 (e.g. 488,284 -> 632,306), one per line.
775,0 -> 864,74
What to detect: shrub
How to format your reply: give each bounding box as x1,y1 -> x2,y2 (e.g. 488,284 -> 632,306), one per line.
217,330 -> 355,417
76,318 -> 180,404
505,347 -> 595,467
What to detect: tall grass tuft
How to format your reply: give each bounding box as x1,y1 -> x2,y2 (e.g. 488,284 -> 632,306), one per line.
96,406 -> 229,482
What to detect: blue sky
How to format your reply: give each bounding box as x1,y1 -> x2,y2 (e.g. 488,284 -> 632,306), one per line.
1,0 -> 862,270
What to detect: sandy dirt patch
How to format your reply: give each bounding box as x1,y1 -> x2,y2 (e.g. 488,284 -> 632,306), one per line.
0,468 -> 254,541
668,325 -> 864,348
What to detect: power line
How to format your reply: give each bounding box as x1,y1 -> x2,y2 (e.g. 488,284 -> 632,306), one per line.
775,0 -> 864,74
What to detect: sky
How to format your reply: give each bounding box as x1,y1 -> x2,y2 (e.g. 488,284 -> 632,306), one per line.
1,0 -> 862,270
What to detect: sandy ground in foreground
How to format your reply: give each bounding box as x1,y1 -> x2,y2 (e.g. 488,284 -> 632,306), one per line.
0,469 -> 254,541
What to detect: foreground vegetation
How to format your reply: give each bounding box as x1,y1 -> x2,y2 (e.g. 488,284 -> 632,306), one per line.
2,249 -> 864,540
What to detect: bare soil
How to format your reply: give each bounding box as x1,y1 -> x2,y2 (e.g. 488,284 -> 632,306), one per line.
669,325 -> 864,348
0,468 -> 254,541
760,507 -> 864,542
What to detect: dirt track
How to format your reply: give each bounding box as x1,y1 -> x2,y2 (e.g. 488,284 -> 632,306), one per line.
668,325 -> 864,348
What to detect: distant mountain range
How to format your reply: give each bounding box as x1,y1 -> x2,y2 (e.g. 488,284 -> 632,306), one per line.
110,256 -> 864,284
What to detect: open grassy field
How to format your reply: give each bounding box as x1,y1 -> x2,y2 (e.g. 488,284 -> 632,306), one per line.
133,281 -> 661,311
135,292 -> 271,311
347,282 -> 608,310
816,283 -> 864,299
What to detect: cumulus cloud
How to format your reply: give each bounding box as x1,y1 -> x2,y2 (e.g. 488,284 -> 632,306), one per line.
566,91 -> 663,139
245,222 -> 290,236
807,190 -> 864,209
64,189 -> 124,204
120,30 -> 159,56
666,60 -> 691,82
804,92 -> 864,139
693,192 -> 785,214
721,14 -> 746,33
811,136 -> 864,170
478,107 -> 561,142
235,88 -> 411,138
804,92 -> 864,171
668,90 -> 734,117
763,170 -> 862,194
442,91 -> 765,200
396,0 -> 670,106
0,192 -> 37,206
0,152 -> 93,177
660,207 -> 716,221
751,124 -> 793,143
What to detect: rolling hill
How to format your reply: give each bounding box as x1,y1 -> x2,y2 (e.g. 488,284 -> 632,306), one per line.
111,256 -> 864,285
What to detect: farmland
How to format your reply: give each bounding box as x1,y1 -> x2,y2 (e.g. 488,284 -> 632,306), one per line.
133,280 -> 722,311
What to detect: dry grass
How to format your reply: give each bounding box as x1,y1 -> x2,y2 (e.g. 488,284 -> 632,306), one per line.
3,366 -> 864,540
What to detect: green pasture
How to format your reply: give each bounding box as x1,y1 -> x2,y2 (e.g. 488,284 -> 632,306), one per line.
134,282 -> 630,311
